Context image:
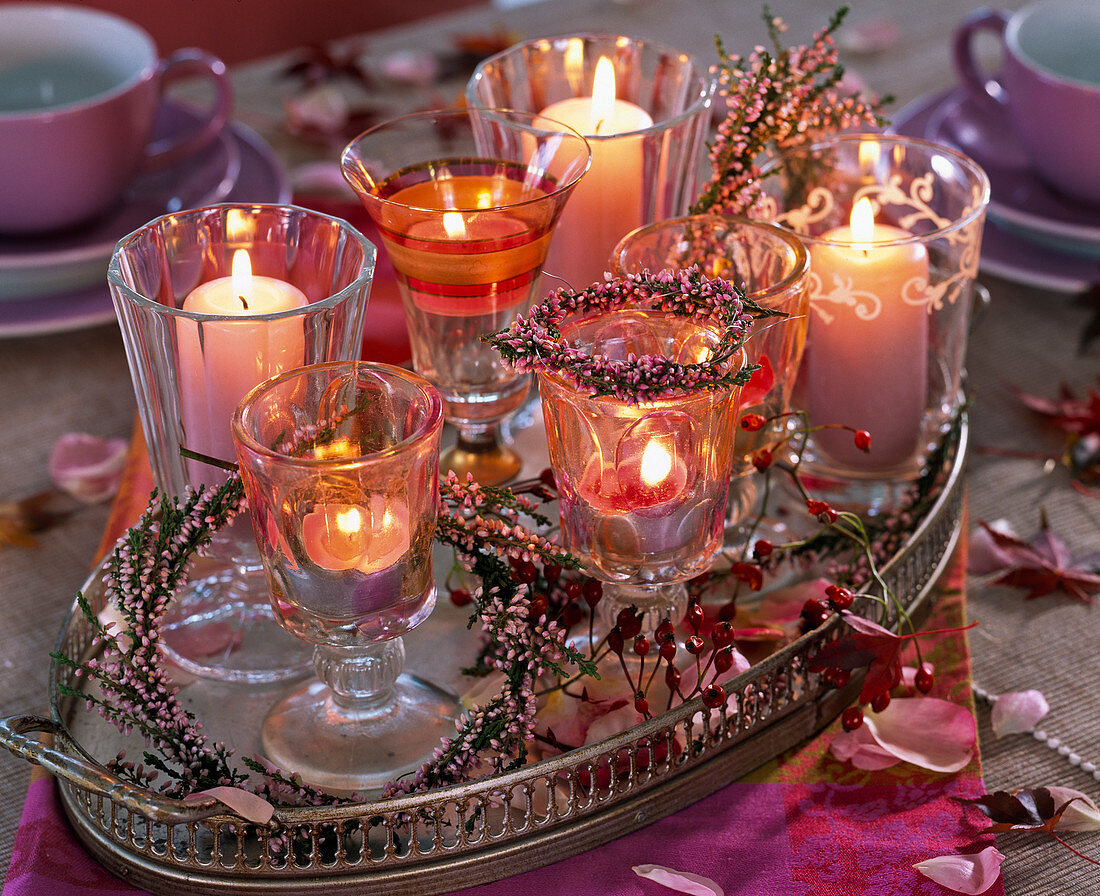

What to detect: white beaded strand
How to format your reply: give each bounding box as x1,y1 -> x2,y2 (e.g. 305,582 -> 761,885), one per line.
973,683 -> 1100,783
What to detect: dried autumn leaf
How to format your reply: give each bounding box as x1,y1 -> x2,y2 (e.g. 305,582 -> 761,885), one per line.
961,787 -> 1082,833
975,512 -> 1100,603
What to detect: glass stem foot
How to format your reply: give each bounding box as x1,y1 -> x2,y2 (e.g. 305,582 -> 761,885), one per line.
440,424 -> 521,486
261,637 -> 459,794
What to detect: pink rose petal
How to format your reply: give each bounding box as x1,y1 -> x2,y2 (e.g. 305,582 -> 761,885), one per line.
839,19 -> 900,55
378,49 -> 442,85
863,697 -> 975,773
829,723 -> 901,770
913,846 -> 1005,894
990,689 -> 1049,736
285,84 -> 349,135
185,786 -> 275,824
632,864 -> 724,896
1046,786 -> 1100,832
49,432 -> 127,503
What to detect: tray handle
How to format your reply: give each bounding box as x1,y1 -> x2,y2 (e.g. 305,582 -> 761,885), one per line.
0,715 -> 251,825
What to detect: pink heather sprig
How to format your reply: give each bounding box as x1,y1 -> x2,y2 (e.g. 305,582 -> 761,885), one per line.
691,5 -> 889,217
55,480 -> 248,795
484,269 -> 766,402
437,471 -> 578,571
384,582 -> 574,797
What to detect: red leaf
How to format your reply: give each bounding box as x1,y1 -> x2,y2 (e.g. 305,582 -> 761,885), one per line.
808,613 -> 903,703
1013,379 -> 1100,438
977,513 -> 1100,603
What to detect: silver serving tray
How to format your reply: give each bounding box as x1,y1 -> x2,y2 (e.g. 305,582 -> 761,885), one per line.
0,419 -> 966,895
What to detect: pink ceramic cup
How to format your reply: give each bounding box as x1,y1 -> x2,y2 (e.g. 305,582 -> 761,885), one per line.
954,0 -> 1100,204
0,4 -> 233,234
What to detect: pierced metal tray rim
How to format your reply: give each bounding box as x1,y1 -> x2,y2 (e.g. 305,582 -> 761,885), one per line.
30,417 -> 968,894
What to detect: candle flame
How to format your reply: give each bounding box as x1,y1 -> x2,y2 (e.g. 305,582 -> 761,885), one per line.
640,439 -> 673,488
311,436 -> 356,460
335,506 -> 363,536
591,56 -> 617,135
849,197 -> 876,250
564,37 -> 585,93
443,211 -> 467,239
858,140 -> 880,174
231,250 -> 254,308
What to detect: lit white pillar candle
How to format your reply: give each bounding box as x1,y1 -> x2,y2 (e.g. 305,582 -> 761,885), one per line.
808,198 -> 930,469
177,250 -> 308,477
538,54 -> 653,289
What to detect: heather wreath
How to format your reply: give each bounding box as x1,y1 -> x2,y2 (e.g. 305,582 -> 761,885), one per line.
484,269 -> 783,402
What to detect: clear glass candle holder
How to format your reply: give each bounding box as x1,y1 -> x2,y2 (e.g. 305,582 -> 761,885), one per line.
108,204 -> 375,683
538,309 -> 742,633
611,214 -> 810,532
756,134 -> 989,511
468,33 -> 714,291
341,108 -> 590,487
232,360 -> 452,793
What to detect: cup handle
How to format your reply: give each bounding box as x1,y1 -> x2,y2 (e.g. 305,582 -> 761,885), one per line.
952,7 -> 1012,108
142,48 -> 234,170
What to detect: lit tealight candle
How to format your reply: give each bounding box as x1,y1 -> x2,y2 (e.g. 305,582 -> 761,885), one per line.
538,51 -> 654,289
808,196 -> 930,469
302,494 -> 410,575
580,434 -> 689,514
177,248 -> 308,477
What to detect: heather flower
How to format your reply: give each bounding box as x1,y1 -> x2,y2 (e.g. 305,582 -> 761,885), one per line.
692,6 -> 888,219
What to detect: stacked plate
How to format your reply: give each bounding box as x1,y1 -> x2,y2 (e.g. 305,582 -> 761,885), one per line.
0,102 -> 289,338
892,89 -> 1099,293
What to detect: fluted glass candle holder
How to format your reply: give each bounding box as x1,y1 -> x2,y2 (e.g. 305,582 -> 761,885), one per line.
612,215 -> 810,531
232,361 -> 451,793
538,310 -> 742,633
468,33 -> 714,291
756,134 -> 989,510
341,108 -> 590,486
108,204 -> 375,682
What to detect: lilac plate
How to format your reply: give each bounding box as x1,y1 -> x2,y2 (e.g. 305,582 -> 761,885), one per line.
892,90 -> 1097,293
897,88 -> 1100,259
0,115 -> 289,338
0,102 -> 241,301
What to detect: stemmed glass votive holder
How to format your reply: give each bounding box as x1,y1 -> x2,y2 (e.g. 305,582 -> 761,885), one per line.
107,204 -> 375,683
341,108 -> 590,486
487,274 -> 748,638
232,360 -> 453,793
756,134 -> 989,511
611,214 -> 811,537
467,33 -> 715,292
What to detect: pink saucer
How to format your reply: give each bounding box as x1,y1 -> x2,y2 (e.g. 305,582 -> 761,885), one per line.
0,115 -> 290,338
892,90 -> 1098,292
896,88 -> 1100,259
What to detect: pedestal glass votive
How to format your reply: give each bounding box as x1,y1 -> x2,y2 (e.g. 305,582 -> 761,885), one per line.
611,214 -> 810,530
341,108 -> 590,486
538,309 -> 742,633
108,204 -> 375,682
232,360 -> 452,793
467,33 -> 715,291
756,134 -> 989,510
